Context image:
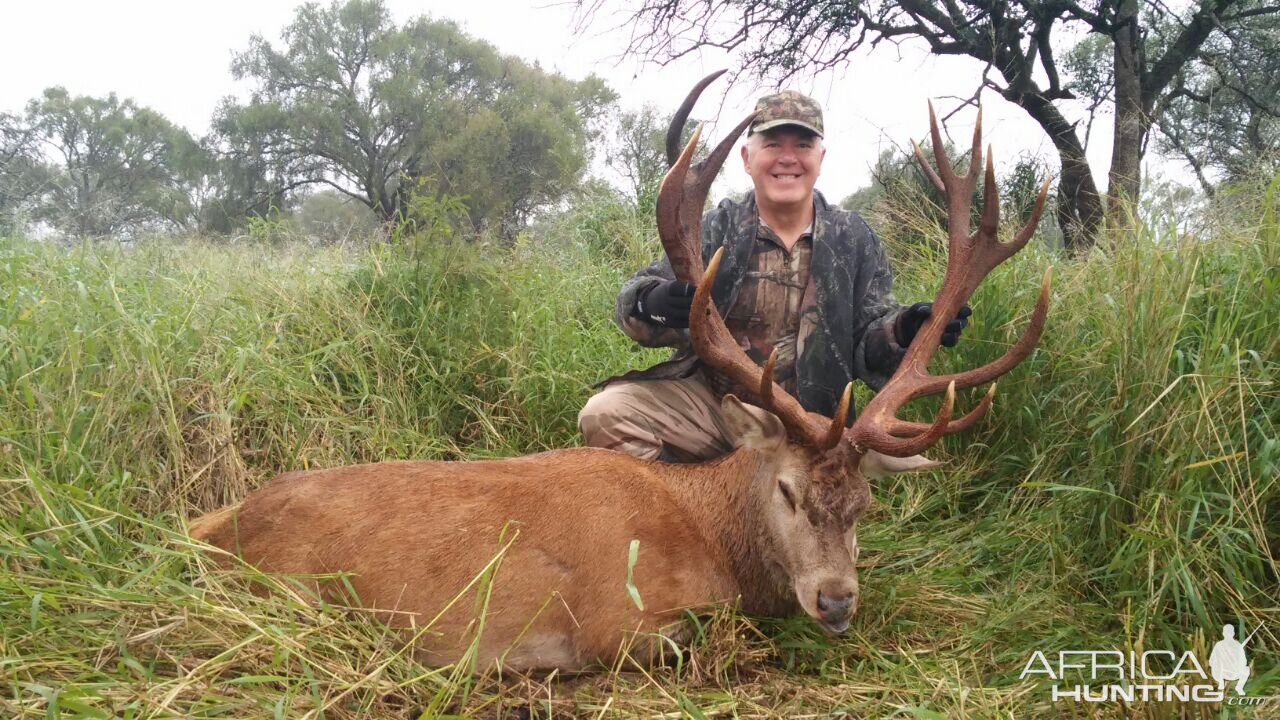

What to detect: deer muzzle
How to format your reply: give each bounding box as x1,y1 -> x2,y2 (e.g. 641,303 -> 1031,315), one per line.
795,575 -> 859,634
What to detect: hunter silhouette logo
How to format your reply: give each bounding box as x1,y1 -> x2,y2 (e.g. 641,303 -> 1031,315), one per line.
1021,620 -> 1271,705
1210,623 -> 1257,696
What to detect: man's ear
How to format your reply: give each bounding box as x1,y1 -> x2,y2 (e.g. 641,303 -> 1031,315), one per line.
860,450 -> 943,479
740,142 -> 749,170
721,394 -> 785,451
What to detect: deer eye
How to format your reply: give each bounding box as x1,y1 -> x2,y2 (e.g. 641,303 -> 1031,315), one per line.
778,481 -> 797,512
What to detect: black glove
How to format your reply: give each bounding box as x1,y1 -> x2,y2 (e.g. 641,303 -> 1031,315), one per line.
632,279 -> 697,328
895,302 -> 972,348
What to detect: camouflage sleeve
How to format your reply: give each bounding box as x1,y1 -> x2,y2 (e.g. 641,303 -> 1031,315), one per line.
613,203 -> 728,349
851,226 -> 908,391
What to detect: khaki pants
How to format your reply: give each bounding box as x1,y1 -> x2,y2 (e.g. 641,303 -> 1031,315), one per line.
578,371 -> 736,462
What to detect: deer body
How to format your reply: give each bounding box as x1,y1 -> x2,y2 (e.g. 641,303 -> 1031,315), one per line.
191,431 -> 818,670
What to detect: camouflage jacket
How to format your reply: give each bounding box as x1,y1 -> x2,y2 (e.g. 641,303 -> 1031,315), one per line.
604,190 -> 908,420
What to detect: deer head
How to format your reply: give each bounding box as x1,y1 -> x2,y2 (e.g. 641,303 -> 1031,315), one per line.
659,74 -> 1052,633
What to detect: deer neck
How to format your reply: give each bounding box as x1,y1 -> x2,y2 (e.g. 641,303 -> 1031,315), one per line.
660,449 -> 797,616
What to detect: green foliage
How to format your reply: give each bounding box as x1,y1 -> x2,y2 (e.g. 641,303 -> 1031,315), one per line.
295,189 -> 382,244
532,179 -> 657,266
841,144 -> 969,246
885,211 -> 1277,647
606,104 -> 705,216
395,177 -> 469,255
1063,32 -> 1113,127
0,112 -> 46,235
1064,4 -> 1280,196
190,130 -> 296,235
20,87 -> 204,237
243,206 -> 301,244
0,189 -> 1275,714
842,147 -> 1063,249
1155,7 -> 1280,191
217,0 -> 616,236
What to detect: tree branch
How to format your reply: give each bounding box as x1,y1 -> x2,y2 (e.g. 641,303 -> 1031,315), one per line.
1143,0 -> 1237,108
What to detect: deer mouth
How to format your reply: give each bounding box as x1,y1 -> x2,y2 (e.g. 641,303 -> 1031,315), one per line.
818,616 -> 851,634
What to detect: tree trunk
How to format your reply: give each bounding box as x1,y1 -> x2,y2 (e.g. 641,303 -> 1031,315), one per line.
1018,92 -> 1104,252
1107,0 -> 1143,227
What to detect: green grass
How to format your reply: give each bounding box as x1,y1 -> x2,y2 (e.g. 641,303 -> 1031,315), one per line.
0,192 -> 1276,718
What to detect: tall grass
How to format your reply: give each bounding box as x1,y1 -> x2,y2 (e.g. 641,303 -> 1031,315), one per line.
0,190 -> 1276,717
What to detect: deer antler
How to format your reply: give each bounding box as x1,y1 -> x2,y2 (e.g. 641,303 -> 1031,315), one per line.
657,74 -> 756,286
845,102 -> 1052,458
658,73 -> 845,449
665,70 -> 727,168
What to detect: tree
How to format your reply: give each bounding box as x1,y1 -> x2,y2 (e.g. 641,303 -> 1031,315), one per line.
219,0 -> 615,236
295,188 -> 381,243
614,0 -> 1280,249
196,124 -> 298,234
24,87 -> 202,237
421,58 -> 615,239
606,104 -> 705,214
0,112 -> 46,234
1153,6 -> 1280,193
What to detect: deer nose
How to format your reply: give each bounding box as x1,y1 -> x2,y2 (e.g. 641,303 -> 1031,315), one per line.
816,590 -> 855,619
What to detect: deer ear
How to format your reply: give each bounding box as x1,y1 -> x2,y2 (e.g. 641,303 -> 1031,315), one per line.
721,395 -> 785,451
860,450 -> 943,479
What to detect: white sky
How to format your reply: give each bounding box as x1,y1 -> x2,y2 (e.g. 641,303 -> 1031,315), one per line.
0,0 -> 1156,201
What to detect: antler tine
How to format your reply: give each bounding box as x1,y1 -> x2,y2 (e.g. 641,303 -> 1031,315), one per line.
759,350 -> 776,407
1008,177 -> 1052,254
657,125 -> 706,284
693,113 -> 757,191
926,102 -> 982,250
967,108 -> 983,181
912,140 -> 946,194
666,70 -> 727,168
971,155 -> 1051,276
926,101 -> 955,188
820,384 -> 853,450
854,382 -> 957,457
849,266 -> 1051,456
844,106 -> 1052,459
979,151 -> 1000,241
929,266 -> 1052,391
885,382 -> 995,437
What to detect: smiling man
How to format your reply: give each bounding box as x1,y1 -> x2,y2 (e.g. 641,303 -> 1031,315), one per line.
580,90 -> 972,462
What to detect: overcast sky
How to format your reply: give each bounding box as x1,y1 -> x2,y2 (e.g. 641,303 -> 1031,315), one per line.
0,0 -> 1150,201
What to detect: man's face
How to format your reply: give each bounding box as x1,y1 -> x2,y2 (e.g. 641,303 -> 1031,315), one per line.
741,127 -> 825,208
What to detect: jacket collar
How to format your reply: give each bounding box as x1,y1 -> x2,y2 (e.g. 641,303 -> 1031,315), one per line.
741,189 -> 836,244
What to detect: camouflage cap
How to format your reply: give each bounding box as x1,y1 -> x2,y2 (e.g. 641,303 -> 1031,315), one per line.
750,90 -> 824,137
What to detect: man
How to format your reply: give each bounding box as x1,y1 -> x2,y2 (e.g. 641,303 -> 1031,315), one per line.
579,90 -> 971,462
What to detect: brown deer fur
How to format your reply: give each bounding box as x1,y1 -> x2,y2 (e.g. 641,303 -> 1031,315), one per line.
189,399 -> 932,670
